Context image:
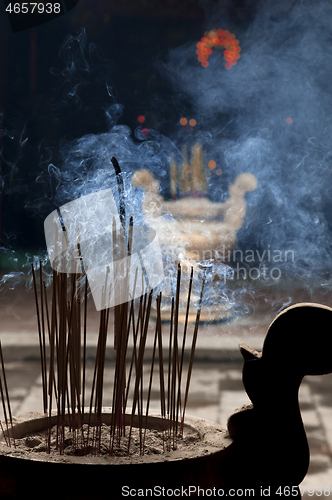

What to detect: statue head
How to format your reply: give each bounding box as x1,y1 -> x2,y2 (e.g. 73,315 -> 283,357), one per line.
239,303 -> 332,406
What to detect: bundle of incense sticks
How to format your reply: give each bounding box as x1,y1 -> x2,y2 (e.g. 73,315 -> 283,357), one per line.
31,246 -> 205,456
170,144 -> 207,199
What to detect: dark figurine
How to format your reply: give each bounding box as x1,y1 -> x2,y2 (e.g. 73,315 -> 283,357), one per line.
224,303 -> 332,496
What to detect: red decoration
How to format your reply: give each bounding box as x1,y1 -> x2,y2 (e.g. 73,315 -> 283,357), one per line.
196,29 -> 241,69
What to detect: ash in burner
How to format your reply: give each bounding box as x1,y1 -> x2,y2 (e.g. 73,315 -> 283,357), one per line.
14,423 -> 201,458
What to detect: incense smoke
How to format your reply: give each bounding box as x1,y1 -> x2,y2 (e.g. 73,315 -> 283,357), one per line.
53,2 -> 332,293
5,1 -> 332,317
159,0 -> 332,288
41,1 -> 332,318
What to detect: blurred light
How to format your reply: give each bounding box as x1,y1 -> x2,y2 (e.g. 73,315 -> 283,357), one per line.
180,117 -> 188,126
189,119 -> 197,127
208,160 -> 216,169
216,169 -> 223,176
286,117 -> 293,124
197,28 -> 240,69
141,128 -> 149,136
137,115 -> 145,123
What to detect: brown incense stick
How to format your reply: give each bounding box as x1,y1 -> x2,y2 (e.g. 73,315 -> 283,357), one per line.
44,278 -> 55,453
156,293 -> 166,418
170,263 -> 181,446
0,341 -> 15,447
39,261 -> 48,414
82,275 -> 88,419
127,289 -> 153,455
142,295 -> 160,453
176,266 -> 193,436
167,295 -> 174,450
0,374 -> 10,447
180,275 -> 206,436
31,263 -> 47,414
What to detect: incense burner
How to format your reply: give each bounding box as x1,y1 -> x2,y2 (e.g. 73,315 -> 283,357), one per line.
1,303 -> 330,498
0,410 -> 231,500
131,169 -> 257,322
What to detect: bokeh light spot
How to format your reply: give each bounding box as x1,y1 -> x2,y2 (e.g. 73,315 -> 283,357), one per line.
216,169 -> 223,176
180,117 -> 188,126
286,117 -> 293,124
189,119 -> 197,127
137,115 -> 145,123
141,128 -> 149,136
208,160 -> 217,169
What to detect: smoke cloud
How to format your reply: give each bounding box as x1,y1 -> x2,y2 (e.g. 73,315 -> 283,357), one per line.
159,0 -> 332,285
55,1 -> 332,291
6,1 -> 332,313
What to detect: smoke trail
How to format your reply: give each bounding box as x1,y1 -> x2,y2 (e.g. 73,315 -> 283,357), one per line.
6,2 -> 332,316
159,0 -> 332,285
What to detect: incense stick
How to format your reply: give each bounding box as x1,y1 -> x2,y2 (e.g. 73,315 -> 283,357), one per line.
31,263 -> 47,414
176,266 -> 193,437
142,294 -> 160,453
127,289 -> 153,455
39,261 -> 48,414
180,274 -> 206,436
0,341 -> 15,447
82,275 -> 88,420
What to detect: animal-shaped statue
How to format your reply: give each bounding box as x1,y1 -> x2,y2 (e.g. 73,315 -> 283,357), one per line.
224,303 -> 332,497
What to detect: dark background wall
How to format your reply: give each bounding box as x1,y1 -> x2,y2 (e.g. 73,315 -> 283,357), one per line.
0,0 -> 257,254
